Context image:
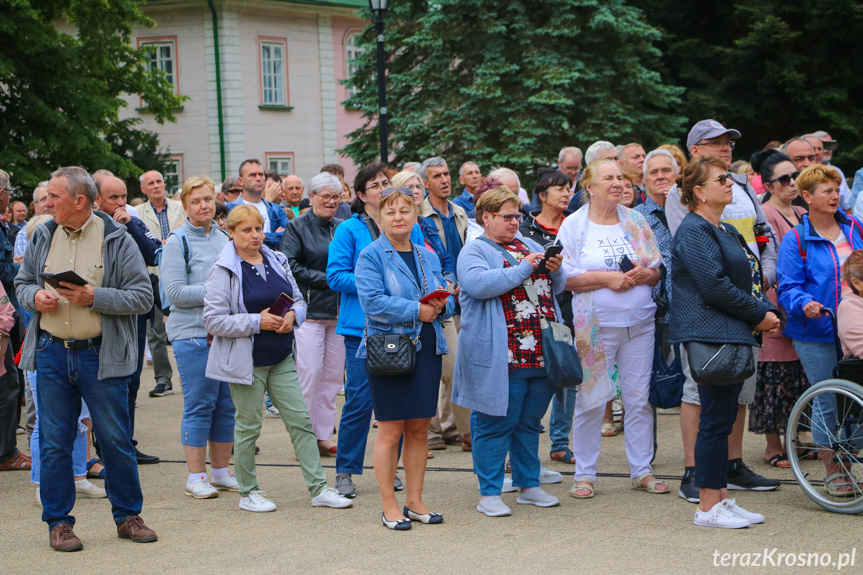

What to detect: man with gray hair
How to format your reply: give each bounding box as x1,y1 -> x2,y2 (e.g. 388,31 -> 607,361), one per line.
635,149 -> 678,307
220,176 -> 242,205
453,161 -> 483,218
403,162 -> 422,173
281,174 -> 305,218
557,147 -> 583,185
618,143 -> 647,198
16,167 -> 156,551
488,167 -> 529,206
584,141 -> 618,165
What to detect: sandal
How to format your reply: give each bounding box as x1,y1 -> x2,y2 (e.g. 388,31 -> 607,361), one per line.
766,454 -> 791,468
570,479 -> 595,499
631,472 -> 670,494
601,423 -> 617,437
824,472 -> 856,497
86,458 -> 105,480
550,448 -> 575,464
796,448 -> 817,460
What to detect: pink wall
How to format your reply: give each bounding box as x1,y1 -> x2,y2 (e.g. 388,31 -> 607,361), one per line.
332,16 -> 366,186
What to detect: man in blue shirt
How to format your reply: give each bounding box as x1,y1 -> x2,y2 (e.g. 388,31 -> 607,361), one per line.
226,159 -> 289,250
419,157 -> 471,451
452,161 -> 483,219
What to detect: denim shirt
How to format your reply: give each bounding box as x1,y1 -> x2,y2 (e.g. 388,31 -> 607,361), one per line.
354,233 -> 453,359
634,196 -> 673,311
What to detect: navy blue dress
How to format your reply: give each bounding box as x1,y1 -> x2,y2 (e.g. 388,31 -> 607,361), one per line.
240,259 -> 294,367
367,250 -> 442,421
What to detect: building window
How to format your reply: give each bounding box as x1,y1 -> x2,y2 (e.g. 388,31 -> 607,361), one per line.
139,37 -> 179,93
259,38 -> 288,106
163,155 -> 184,193
266,153 -> 294,176
345,32 -> 363,98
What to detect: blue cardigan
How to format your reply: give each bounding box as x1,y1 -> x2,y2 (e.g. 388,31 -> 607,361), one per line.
777,212 -> 863,343
452,233 -> 566,417
227,197 -> 290,250
326,213 -> 424,339
355,233 -> 453,359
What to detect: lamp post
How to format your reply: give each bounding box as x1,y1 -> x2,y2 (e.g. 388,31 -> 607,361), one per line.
368,0 -> 388,163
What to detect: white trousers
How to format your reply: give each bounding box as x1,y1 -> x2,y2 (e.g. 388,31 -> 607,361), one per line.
294,319 -> 346,441
573,319 -> 655,482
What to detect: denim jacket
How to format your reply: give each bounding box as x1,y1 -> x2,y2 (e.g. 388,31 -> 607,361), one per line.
354,233 -> 453,359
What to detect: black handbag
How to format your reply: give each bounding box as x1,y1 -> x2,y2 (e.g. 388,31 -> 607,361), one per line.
684,341 -> 755,387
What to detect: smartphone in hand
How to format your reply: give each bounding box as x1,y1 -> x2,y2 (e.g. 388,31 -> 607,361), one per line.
535,244 -> 563,275
619,254 -> 635,273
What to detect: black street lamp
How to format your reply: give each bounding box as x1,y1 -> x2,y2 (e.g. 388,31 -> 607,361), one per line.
368,0 -> 388,163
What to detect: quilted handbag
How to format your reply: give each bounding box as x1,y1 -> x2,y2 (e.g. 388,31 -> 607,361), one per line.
684,341 -> 755,387
365,333 -> 417,376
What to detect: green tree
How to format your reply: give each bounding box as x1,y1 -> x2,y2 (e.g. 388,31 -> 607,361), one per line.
341,0 -> 685,183
0,0 -> 185,191
632,0 -> 863,172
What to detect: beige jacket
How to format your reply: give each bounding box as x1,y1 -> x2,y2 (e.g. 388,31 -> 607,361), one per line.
137,198 -> 185,274
420,197 -> 468,251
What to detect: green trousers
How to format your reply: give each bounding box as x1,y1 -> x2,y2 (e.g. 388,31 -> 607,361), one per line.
228,354 -> 326,497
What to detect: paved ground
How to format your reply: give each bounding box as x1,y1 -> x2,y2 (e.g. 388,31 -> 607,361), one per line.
3,354 -> 862,574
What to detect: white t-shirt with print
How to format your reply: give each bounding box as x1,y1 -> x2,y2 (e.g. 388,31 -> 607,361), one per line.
721,183 -> 759,259
579,222 -> 655,327
240,198 -> 271,234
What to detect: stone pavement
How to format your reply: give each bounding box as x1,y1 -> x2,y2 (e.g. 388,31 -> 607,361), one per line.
2,356 -> 862,574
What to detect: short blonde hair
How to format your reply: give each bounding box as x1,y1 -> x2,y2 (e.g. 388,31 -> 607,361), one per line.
796,164 -> 842,195
390,171 -> 422,189
475,186 -> 521,224
226,204 -> 264,232
379,189 -> 419,215
181,176 -> 215,207
581,159 -> 619,189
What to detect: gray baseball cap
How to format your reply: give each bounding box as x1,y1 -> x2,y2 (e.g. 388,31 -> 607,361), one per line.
686,119 -> 741,150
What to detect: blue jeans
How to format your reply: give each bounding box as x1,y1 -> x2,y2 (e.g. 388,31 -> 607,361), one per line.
173,338 -> 235,447
694,382 -> 742,490
29,370 -> 89,484
128,313 -> 148,439
35,333 -> 143,529
336,336 -> 374,475
472,368 -> 555,496
793,339 -> 840,447
549,390 -> 576,453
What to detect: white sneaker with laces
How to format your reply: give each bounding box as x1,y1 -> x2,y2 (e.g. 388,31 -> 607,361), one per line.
311,486 -> 354,509
75,478 -> 107,499
723,498 -> 765,524
694,500 -> 752,529
539,466 -> 563,484
239,490 -> 276,512
185,479 -> 219,499
517,487 -> 560,507
210,471 -> 240,492
265,405 -> 280,418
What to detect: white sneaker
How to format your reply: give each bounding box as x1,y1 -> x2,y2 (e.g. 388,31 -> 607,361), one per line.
185,479 -> 219,499
210,471 -> 240,492
501,476 -> 518,493
539,466 -> 563,484
477,495 -> 512,517
311,486 -> 353,509
694,500 -> 752,529
265,405 -> 280,418
723,498 -> 765,524
517,487 -> 560,507
75,478 -> 107,499
239,490 -> 276,512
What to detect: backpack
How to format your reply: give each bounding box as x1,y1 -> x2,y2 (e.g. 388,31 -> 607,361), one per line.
155,228 -> 191,315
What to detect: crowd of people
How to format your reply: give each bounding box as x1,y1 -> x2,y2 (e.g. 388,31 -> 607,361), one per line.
3,117 -> 863,551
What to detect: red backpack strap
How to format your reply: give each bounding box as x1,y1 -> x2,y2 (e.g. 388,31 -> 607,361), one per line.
792,228 -> 806,263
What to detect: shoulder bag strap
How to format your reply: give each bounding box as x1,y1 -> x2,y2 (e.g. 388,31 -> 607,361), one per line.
361,214 -> 379,240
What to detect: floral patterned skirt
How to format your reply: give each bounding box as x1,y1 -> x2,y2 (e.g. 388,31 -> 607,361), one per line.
749,360 -> 810,435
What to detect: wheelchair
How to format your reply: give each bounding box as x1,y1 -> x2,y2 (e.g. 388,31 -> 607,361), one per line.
786,308 -> 863,514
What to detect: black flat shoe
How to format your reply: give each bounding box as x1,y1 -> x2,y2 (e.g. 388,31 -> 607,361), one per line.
135,449 -> 160,465
404,506 -> 444,524
381,512 -> 411,531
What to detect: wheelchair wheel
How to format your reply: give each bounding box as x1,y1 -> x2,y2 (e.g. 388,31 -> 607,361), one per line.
786,379 -> 863,514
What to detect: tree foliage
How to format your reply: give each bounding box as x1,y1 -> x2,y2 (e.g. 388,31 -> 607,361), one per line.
632,0 -> 863,172
0,0 -> 186,192
341,0 -> 685,181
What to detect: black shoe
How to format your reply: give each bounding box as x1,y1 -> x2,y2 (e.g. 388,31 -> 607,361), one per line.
394,475 -> 404,492
135,448 -> 160,465
149,383 -> 173,397
678,470 -> 699,503
404,505 -> 443,524
727,460 -> 780,491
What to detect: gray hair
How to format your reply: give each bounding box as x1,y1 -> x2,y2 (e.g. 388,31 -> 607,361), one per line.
308,172 -> 341,196
419,157 -> 448,180
403,162 -> 422,172
643,149 -> 680,179
33,181 -> 49,203
558,146 -> 583,164
51,167 -> 97,204
488,167 -> 520,190
458,161 -> 479,177
585,141 -> 616,165
221,176 -> 240,191
780,138 -> 814,154
812,130 -> 830,139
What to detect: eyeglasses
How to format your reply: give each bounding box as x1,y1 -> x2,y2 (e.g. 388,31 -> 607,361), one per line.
696,140 -> 736,150
489,212 -> 524,223
701,173 -> 731,186
364,179 -> 390,192
822,140 -> 838,151
768,171 -> 800,187
380,187 -> 414,199
314,193 -> 341,203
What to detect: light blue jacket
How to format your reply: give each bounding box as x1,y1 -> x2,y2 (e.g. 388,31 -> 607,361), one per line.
203,242 -> 307,385
452,233 -> 566,417
326,213 -> 424,339
355,233 -> 453,359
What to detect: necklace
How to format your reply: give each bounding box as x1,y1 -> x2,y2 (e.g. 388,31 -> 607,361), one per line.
812,222 -> 840,242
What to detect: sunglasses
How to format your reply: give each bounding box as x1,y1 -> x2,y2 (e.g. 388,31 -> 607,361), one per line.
768,171 -> 800,187
380,187 -> 415,199
822,140 -> 838,151
489,212 -> 524,223
225,188 -> 242,195
702,173 -> 732,186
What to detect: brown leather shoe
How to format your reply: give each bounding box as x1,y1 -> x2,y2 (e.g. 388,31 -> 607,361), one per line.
116,516 -> 158,543
0,451 -> 32,471
50,524 -> 83,552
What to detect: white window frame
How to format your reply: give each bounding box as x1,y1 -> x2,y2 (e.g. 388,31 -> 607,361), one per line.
267,156 -> 294,176
345,31 -> 364,98
163,156 -> 183,193
259,38 -> 288,106
140,38 -> 179,93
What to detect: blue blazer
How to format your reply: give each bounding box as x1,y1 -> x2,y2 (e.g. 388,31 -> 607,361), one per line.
355,233 -> 453,359
326,214 -> 425,339
777,211 -> 863,343
226,198 -> 290,250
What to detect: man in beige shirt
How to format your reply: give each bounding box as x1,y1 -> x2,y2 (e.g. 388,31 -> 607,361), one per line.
15,167 -> 156,551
